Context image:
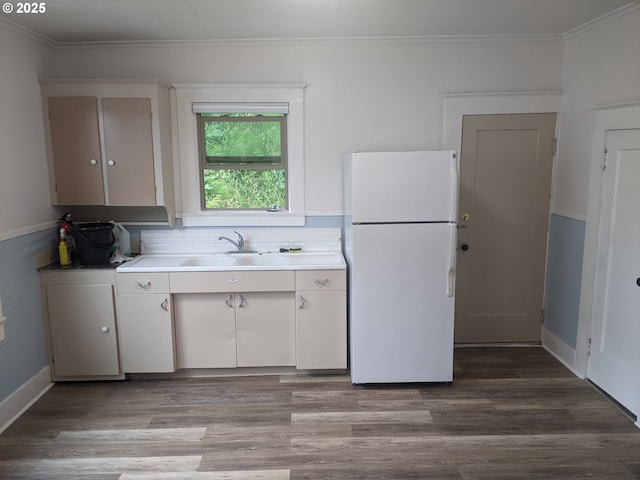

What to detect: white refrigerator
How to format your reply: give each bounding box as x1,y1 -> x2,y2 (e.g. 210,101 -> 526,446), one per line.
344,150 -> 458,383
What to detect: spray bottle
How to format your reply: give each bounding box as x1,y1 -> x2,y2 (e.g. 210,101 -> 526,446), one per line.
58,228 -> 71,267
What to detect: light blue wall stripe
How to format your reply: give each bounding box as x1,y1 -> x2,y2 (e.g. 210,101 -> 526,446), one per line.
544,213 -> 586,349
0,229 -> 55,402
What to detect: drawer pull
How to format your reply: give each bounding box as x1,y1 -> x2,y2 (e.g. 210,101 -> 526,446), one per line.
136,281 -> 151,289
314,278 -> 329,287
227,279 -> 239,284
160,298 -> 169,312
225,295 -> 233,308
298,295 -> 306,309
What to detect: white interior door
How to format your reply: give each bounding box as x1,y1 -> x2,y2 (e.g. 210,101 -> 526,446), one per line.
587,129 -> 640,420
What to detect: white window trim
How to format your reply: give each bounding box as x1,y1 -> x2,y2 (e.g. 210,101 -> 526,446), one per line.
172,84 -> 306,226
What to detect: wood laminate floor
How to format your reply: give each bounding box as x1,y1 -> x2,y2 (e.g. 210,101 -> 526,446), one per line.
1,347 -> 639,479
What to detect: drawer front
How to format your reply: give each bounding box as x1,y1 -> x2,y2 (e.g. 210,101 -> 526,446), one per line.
295,269 -> 346,291
170,270 -> 294,293
116,272 -> 170,294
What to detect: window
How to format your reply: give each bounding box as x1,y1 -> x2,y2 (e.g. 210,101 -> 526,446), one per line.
197,111 -> 287,210
174,84 -> 305,227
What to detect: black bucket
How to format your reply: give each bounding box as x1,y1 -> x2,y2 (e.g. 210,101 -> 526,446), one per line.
73,223 -> 115,266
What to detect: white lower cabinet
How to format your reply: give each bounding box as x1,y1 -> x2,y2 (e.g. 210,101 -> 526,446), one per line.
116,272 -> 175,373
174,291 -> 296,368
174,293 -> 237,369
296,290 -> 347,369
47,284 -> 120,377
44,266 -> 346,379
236,292 -> 296,367
295,270 -> 347,370
117,294 -> 175,373
40,270 -> 122,380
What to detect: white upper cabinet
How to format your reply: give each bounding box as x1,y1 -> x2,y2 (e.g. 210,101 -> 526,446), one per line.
41,81 -> 175,218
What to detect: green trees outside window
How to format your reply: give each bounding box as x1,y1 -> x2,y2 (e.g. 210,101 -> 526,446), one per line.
198,113 -> 287,210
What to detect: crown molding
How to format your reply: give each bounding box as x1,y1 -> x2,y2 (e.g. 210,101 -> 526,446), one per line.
563,1 -> 640,39
0,15 -> 55,48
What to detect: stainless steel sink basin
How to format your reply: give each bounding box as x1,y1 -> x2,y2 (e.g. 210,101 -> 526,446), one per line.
180,256 -> 236,267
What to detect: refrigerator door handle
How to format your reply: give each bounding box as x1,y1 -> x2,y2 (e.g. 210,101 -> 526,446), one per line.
450,151 -> 459,223
447,223 -> 457,297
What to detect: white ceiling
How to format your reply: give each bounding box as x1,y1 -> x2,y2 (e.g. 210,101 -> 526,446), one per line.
1,0 -> 636,45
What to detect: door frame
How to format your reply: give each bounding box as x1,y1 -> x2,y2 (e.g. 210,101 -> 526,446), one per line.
576,100 -> 640,380
443,91 -> 562,154
442,91 -> 562,342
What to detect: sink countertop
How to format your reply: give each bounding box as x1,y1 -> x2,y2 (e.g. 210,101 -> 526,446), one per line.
116,251 -> 346,273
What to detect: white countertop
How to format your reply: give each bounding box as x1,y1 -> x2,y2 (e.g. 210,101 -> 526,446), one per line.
116,251 -> 346,272
118,227 -> 346,272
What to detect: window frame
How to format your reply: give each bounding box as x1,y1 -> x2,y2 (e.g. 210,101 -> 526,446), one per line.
172,84 -> 306,227
196,113 -> 289,211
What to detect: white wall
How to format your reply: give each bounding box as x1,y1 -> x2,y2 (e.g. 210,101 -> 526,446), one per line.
46,38 -> 563,215
0,26 -> 57,239
0,23 -> 55,416
553,7 -> 640,220
550,7 -> 640,375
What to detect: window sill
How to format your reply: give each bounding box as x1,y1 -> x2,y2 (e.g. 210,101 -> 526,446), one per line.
180,211 -> 305,227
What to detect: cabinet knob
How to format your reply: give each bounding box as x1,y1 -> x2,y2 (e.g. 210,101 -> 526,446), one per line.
90,159 -> 97,166
107,160 -> 116,167
101,326 -> 109,333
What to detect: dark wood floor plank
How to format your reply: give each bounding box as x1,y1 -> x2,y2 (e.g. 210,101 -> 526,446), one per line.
1,347 -> 639,479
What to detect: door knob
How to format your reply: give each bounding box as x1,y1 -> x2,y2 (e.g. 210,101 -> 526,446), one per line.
637,278 -> 640,287
461,243 -> 469,252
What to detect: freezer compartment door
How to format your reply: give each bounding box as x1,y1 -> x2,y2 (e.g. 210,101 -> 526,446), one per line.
349,223 -> 455,383
349,150 -> 458,223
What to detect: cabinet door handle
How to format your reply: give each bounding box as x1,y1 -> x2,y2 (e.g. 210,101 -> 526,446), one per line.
107,160 -> 116,167
136,281 -> 151,289
160,298 -> 169,312
224,294 -> 233,308
298,295 -> 306,309
314,278 -> 329,287
100,326 -> 110,333
90,158 -> 98,166
238,294 -> 246,308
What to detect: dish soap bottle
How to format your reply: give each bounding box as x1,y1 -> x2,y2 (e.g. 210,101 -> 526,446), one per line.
58,228 -> 71,267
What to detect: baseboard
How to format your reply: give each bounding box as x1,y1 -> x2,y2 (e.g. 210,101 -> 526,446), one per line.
0,366 -> 53,433
541,327 -> 583,378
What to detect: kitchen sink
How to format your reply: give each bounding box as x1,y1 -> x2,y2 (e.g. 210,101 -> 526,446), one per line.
116,251 -> 346,272
179,256 -> 236,267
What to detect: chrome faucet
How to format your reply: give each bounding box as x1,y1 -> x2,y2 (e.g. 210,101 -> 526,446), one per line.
218,230 -> 245,253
